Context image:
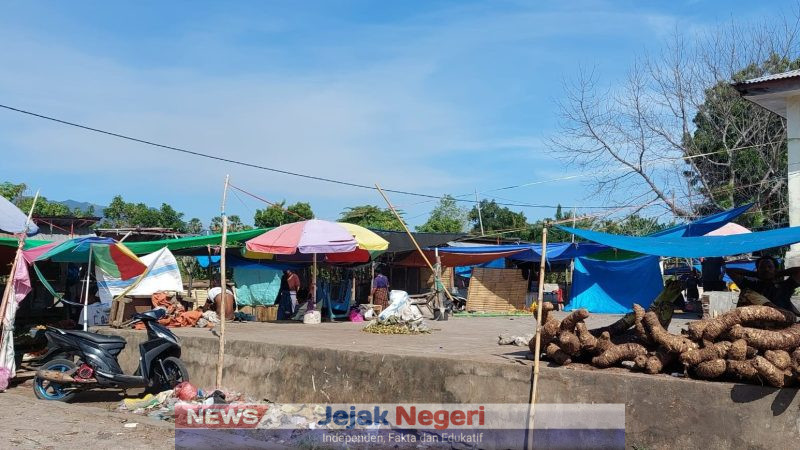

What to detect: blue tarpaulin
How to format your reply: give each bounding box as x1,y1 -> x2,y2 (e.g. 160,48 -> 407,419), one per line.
454,258 -> 506,278
233,266 -> 282,306
197,255 -> 303,270
508,242 -> 610,262
649,204 -> 752,238
558,225 -> 800,258
566,255 -> 663,313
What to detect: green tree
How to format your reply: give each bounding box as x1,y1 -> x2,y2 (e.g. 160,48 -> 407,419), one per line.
100,195 -> 187,231
254,202 -> 288,228
254,201 -> 314,228
16,195 -> 72,216
0,182 -> 26,202
157,203 -> 185,230
228,215 -> 252,232
416,195 -> 467,233
468,200 -> 527,236
186,218 -> 203,234
683,54 -> 800,229
286,202 -> 314,222
599,215 -> 671,236
210,216 -> 223,233
340,205 -> 402,231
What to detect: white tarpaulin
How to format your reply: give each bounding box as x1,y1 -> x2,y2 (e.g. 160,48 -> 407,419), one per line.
96,247 -> 183,304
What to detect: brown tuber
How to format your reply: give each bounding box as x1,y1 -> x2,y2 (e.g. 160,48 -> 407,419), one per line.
752,356 -> 786,388
540,301 -> 555,324
632,304 -> 651,344
687,320 -> 709,341
546,342 -> 571,365
680,341 -> 731,367
728,324 -> 800,351
645,349 -> 674,374
558,331 -> 582,356
727,339 -> 748,361
633,354 -> 649,370
695,359 -> 726,379
530,316 -> 561,356
575,322 -> 598,353
764,350 -> 792,371
699,306 -> 796,341
560,309 -> 589,332
592,343 -> 647,368
792,349 -> 800,368
726,360 -> 758,380
595,331 -> 613,354
644,311 -> 698,353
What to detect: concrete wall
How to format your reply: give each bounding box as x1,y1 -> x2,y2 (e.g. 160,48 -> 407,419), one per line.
103,328 -> 800,449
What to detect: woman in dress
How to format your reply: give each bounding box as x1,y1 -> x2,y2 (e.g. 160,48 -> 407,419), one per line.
371,268 -> 390,310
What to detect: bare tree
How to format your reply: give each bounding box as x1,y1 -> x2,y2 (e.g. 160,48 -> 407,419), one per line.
552,10 -> 800,227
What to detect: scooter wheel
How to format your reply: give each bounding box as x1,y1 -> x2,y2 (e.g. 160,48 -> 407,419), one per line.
34,358 -> 77,402
148,356 -> 189,394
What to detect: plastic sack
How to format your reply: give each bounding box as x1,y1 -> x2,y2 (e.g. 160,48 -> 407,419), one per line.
348,309 -> 364,322
379,290 -> 410,321
303,310 -> 321,324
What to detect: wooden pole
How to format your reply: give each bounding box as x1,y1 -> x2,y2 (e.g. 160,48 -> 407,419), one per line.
82,245 -> 93,331
0,191 -> 39,343
351,272 -> 357,305
527,226 -> 549,450
215,175 -> 230,389
374,184 -> 455,303
312,253 -> 317,311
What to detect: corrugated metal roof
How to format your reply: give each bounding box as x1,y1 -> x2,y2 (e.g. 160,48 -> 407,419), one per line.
736,69 -> 800,85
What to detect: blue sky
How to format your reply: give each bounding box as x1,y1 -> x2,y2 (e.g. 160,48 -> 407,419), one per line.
0,0 -> 792,228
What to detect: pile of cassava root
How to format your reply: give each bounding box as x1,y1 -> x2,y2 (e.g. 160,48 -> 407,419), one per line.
530,302 -> 800,387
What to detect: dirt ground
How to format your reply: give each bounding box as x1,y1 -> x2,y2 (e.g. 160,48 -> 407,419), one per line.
0,372 -> 173,449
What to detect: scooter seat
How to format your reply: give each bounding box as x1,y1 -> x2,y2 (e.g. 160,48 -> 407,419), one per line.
63,330 -> 127,345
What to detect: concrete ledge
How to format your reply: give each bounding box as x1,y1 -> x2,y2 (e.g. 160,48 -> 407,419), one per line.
100,327 -> 800,449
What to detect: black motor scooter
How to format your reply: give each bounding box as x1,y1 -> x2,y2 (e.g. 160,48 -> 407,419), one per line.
33,309 -> 189,402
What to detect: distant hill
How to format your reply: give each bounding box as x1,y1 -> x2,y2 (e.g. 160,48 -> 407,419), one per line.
59,199 -> 108,217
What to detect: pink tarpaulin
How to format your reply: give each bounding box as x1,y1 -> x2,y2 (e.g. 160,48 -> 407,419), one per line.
246,219 -> 357,254
13,256 -> 31,304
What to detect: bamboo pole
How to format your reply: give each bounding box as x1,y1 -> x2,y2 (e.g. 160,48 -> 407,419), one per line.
82,246 -> 93,331
215,175 -> 230,389
0,191 -> 39,343
374,184 -> 455,303
527,226 -> 548,449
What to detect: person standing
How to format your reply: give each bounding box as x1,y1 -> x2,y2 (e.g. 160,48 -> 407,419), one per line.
286,270 -> 301,312
371,268 -> 390,310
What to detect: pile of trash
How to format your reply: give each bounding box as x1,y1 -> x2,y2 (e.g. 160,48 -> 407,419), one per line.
117,382 -> 245,422
363,290 -> 430,335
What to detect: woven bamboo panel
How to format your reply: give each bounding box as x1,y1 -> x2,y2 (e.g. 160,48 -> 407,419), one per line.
466,268 -> 528,312
420,267 -> 454,291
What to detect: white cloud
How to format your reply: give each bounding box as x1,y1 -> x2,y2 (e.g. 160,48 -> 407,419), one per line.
0,1 -> 690,225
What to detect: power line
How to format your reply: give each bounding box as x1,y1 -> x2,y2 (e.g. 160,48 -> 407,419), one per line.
0,102 -> 623,211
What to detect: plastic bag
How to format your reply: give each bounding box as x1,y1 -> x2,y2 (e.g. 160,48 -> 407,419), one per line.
379,290 -> 410,321
349,309 -> 364,322
303,310 -> 321,324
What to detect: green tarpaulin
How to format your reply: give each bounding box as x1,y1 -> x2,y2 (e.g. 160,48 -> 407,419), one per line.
124,229 -> 268,254
1,229 -> 269,255
0,237 -> 53,250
